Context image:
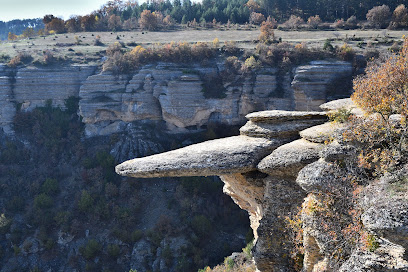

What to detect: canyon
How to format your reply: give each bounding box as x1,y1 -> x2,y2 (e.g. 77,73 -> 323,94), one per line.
0,59 -> 364,271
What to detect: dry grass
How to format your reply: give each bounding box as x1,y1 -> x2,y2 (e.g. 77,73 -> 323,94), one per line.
0,28 -> 405,65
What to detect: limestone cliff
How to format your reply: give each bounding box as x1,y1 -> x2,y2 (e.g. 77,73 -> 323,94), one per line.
116,99 -> 408,272
0,61 -> 352,137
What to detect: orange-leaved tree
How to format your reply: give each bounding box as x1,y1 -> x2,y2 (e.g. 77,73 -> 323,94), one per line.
349,36 -> 408,174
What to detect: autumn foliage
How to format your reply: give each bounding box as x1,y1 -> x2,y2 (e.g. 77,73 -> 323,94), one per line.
353,37 -> 408,116
348,37 -> 408,174
258,18 -> 276,43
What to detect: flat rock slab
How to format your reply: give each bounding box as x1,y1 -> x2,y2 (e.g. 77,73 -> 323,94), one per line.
320,98 -> 364,116
116,136 -> 281,178
299,122 -> 346,143
246,110 -> 327,123
240,119 -> 327,139
258,139 -> 323,176
319,98 -> 355,111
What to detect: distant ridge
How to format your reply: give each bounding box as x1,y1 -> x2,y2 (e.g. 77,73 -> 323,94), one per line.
0,18 -> 44,40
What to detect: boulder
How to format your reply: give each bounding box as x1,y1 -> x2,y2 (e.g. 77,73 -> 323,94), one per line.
299,122 -> 346,143
258,139 -> 323,177
296,160 -> 345,193
319,98 -> 355,112
319,97 -> 364,116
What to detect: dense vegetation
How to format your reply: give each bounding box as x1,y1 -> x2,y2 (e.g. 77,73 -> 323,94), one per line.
0,99 -> 250,271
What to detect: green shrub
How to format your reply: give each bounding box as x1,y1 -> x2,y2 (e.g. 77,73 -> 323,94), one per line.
107,244 -> 120,258
54,211 -> 71,227
242,240 -> 254,258
34,193 -> 53,209
64,96 -> 80,115
224,257 -> 234,269
131,229 -> 143,242
201,74 -> 227,99
323,39 -> 334,52
78,190 -> 94,212
13,245 -> 21,255
41,178 -> 59,195
45,238 -> 55,250
80,239 -> 102,260
328,108 -> 352,123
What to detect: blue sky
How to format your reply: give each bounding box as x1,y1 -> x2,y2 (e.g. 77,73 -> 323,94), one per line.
0,0 -> 115,21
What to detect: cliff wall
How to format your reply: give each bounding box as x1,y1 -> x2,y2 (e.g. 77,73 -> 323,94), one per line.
116,99 -> 408,272
0,60 -> 352,137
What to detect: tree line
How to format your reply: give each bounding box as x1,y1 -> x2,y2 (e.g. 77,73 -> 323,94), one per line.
3,0 -> 408,40
0,19 -> 43,40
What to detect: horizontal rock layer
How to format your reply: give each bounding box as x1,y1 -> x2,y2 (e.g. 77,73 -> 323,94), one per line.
0,60 -> 352,136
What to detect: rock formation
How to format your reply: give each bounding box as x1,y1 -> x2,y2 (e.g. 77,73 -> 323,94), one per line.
0,60 -> 352,136
116,99 -> 408,272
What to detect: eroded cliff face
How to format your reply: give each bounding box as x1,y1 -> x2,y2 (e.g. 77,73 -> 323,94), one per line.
116,99 -> 408,272
0,60 -> 352,137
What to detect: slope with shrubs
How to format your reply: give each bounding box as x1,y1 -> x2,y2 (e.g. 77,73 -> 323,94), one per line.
0,98 -> 250,271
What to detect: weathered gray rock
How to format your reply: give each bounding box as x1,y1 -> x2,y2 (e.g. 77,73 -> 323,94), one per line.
339,241 -> 408,272
240,119 -> 327,139
362,202 -> 408,250
258,139 -> 323,177
254,176 -> 306,272
245,110 -> 327,123
14,65 -> 96,111
299,122 -> 346,143
292,61 -> 353,111
319,98 -> 355,112
78,65 -> 291,136
131,239 -> 153,272
0,61 -> 354,136
296,159 -> 345,193
253,74 -> 277,98
320,97 -> 365,116
319,141 -> 355,162
116,136 -> 281,178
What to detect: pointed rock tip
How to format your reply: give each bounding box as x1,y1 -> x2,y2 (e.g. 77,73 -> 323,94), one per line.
116,136 -> 282,178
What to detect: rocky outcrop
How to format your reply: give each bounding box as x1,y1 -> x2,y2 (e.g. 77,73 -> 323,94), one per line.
14,65 -> 97,111
0,60 -> 352,135
116,110 -> 329,271
292,61 -> 353,111
79,64 -> 292,137
116,100 -> 408,272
